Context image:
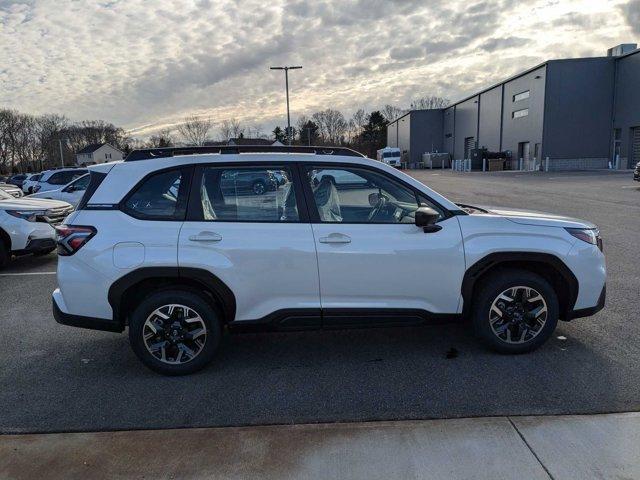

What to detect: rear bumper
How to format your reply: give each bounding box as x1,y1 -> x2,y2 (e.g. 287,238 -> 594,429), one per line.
12,238 -> 56,256
53,291 -> 123,333
566,284 -> 606,320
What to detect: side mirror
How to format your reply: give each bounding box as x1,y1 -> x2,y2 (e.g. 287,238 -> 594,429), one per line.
415,207 -> 442,233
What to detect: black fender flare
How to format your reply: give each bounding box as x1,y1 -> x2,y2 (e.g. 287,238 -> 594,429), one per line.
461,252 -> 579,318
107,267 -> 236,326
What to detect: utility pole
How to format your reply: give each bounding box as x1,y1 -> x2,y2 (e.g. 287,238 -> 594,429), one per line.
58,139 -> 65,167
270,66 -> 302,145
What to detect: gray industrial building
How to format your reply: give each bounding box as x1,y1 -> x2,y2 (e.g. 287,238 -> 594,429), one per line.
387,44 -> 640,171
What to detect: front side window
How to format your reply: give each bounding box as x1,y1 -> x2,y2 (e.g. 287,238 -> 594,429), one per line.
124,168 -> 186,220
65,174 -> 90,191
306,166 -> 442,224
196,166 -> 298,222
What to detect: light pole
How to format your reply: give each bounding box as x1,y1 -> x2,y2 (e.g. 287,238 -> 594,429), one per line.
270,65 -> 302,145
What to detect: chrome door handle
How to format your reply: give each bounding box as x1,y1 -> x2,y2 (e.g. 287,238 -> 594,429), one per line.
319,233 -> 351,244
188,232 -> 222,242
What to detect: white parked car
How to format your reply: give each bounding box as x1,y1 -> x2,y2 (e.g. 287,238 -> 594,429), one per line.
22,173 -> 42,194
33,168 -> 87,194
53,146 -> 606,375
0,188 -> 74,268
0,183 -> 24,198
29,173 -> 89,208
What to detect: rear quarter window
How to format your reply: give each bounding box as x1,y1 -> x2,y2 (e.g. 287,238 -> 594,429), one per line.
122,168 -> 190,220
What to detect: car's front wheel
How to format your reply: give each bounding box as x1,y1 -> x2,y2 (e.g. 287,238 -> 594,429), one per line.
472,269 -> 559,354
128,290 -> 221,375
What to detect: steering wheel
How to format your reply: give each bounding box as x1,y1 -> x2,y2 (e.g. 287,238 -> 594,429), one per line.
367,194 -> 388,222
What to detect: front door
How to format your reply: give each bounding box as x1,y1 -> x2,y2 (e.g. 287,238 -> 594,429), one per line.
58,173 -> 90,207
178,163 -> 321,325
301,164 -> 465,326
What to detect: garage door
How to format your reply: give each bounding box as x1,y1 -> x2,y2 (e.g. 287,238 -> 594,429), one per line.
632,127 -> 640,168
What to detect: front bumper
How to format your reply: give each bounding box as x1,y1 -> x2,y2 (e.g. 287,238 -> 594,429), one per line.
566,284 -> 606,320
53,291 -> 123,333
13,237 -> 56,256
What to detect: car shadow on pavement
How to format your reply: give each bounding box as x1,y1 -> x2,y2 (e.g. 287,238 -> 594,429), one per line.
0,320 -> 623,434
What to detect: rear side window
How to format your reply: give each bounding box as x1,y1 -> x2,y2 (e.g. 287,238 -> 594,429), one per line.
47,170 -> 86,185
123,168 -> 189,220
194,166 -> 299,222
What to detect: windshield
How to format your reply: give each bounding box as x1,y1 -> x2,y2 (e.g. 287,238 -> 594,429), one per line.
383,151 -> 400,158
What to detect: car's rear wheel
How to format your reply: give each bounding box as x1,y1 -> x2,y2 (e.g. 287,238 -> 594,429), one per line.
252,180 -> 266,195
472,269 -> 558,354
128,290 -> 221,375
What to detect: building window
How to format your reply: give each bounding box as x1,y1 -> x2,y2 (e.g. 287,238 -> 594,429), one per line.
512,108 -> 529,119
513,90 -> 530,102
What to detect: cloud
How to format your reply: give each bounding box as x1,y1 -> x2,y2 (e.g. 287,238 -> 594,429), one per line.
479,37 -> 529,51
0,0 -> 632,138
620,0 -> 640,35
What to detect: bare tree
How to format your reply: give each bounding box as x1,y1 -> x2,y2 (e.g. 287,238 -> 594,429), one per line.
409,96 -> 450,110
348,108 -> 368,144
312,109 -> 348,145
382,105 -> 405,123
218,118 -> 245,141
177,115 -> 212,146
147,128 -> 174,148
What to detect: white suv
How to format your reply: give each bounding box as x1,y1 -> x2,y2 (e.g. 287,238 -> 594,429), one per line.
53,146 -> 606,375
33,168 -> 87,194
0,188 -> 73,267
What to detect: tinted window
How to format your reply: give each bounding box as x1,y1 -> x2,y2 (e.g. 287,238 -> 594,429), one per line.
66,174 -> 90,191
124,169 -> 186,220
197,166 -> 298,222
306,166 -> 442,224
48,170 -> 86,185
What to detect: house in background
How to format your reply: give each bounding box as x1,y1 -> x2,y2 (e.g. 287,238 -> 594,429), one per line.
76,143 -> 124,166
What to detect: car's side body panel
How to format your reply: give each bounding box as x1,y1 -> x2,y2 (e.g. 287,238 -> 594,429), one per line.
178,222 -> 321,321
310,217 -> 465,314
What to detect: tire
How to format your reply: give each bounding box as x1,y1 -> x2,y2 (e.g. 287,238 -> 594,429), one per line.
472,269 -> 559,354
252,180 -> 266,195
0,241 -> 9,269
128,289 -> 222,375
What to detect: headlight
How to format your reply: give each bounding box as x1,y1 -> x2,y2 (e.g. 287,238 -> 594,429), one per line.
6,210 -> 47,222
565,227 -> 603,251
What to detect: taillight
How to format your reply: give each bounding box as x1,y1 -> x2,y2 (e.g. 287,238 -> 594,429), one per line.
55,225 -> 96,256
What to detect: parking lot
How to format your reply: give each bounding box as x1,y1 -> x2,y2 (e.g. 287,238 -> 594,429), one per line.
1,170 -> 638,434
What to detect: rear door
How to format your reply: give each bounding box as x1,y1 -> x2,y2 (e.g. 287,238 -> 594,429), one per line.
178,163 -> 321,325
301,164 -> 465,325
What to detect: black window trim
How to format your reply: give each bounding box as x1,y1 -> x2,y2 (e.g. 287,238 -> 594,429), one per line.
185,161 -> 309,224
119,165 -> 194,222
298,162 -> 456,225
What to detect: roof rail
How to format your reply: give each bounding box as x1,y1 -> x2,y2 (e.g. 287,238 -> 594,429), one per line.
124,145 -> 366,161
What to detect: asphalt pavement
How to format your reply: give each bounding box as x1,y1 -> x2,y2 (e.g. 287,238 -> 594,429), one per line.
1,170 -> 638,433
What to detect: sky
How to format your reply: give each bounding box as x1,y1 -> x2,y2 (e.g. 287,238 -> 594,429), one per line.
1,0 -> 638,139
